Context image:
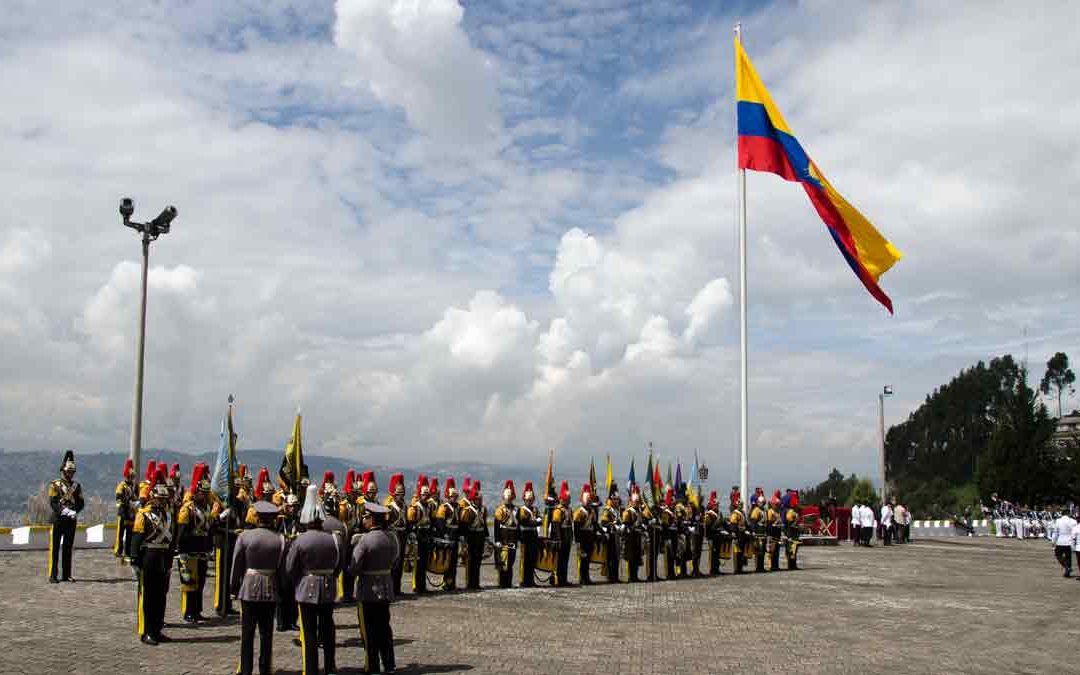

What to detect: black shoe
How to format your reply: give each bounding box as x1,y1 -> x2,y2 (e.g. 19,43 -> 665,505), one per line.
62,577 -> 74,582
183,616 -> 198,624
48,577 -> 59,584
276,625 -> 289,632
140,634 -> 158,646
155,633 -> 172,643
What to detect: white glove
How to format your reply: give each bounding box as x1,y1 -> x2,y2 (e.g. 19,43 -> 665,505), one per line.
219,511 -> 230,521
61,508 -> 76,518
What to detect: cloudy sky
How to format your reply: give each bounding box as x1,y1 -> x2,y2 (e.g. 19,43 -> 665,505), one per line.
1,0 -> 1077,489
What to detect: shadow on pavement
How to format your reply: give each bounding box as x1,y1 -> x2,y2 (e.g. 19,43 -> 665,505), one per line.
166,634 -> 239,644
276,665 -> 473,675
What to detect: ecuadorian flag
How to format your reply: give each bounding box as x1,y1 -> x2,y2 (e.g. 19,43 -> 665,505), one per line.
735,37 -> 902,313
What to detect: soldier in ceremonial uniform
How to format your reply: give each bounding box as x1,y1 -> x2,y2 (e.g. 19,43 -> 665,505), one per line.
728,490 -> 749,574
286,485 -> 340,675
657,487 -> 678,580
231,501 -> 285,675
516,481 -> 540,587
493,480 -> 518,589
766,491 -> 783,571
460,481 -> 488,590
114,458 -> 137,561
276,493 -> 302,633
782,490 -> 801,570
320,484 -> 349,603
434,477 -> 461,591
704,491 -> 725,575
571,483 -> 595,586
406,475 -> 433,594
548,481 -> 573,587
673,488 -> 694,578
621,485 -> 647,582
384,473 -> 408,595
246,468 -> 276,525
177,463 -> 216,623
48,450 -> 84,583
338,470 -> 359,603
350,502 -> 400,675
133,476 -> 174,645
749,494 -> 768,573
599,483 -> 622,583
687,491 -> 705,577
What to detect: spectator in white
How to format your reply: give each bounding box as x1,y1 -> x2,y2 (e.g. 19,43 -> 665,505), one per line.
851,502 -> 862,546
893,502 -> 907,544
1073,517 -> 1080,581
1051,510 -> 1077,577
880,501 -> 894,546
861,502 -> 876,546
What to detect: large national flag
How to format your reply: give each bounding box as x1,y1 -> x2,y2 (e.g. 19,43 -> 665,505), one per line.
278,410 -> 305,492
210,401 -> 238,501
735,36 -> 902,313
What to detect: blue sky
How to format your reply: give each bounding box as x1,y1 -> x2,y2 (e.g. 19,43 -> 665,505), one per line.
0,0 -> 1077,491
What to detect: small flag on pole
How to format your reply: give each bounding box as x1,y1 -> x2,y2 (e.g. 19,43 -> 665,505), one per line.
210,403 -> 239,500
604,454 -> 613,494
278,409 -> 304,493
626,458 -> 636,495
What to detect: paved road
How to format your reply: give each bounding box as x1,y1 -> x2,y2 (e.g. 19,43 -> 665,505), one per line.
0,538 -> 1075,674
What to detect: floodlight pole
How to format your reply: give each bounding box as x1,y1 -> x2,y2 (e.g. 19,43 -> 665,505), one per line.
120,199 -> 177,473
879,386 -> 892,503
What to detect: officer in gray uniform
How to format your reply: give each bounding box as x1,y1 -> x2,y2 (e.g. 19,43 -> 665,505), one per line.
231,501 -> 285,675
351,501 -> 400,675
285,485 -> 340,675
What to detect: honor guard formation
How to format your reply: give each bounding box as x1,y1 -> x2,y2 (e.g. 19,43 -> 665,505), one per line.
54,451 -> 806,674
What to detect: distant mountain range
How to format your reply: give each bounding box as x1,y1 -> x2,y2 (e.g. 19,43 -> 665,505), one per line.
0,449 -> 542,526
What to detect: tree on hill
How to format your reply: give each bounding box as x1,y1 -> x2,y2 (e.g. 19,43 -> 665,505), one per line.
886,354 -> 1066,514
1039,352 -> 1075,419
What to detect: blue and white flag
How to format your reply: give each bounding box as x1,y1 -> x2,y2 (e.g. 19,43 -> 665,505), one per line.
210,405 -> 238,501
626,458 -> 636,495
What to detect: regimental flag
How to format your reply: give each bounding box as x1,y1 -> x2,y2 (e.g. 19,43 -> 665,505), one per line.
543,449 -> 555,502
675,461 -> 683,496
651,460 -> 662,505
666,462 -> 673,489
645,448 -> 654,502
626,458 -> 636,496
604,454 -> 613,494
210,400 -> 238,501
588,458 -> 598,499
687,452 -> 699,507
735,36 -> 902,313
279,410 -> 305,493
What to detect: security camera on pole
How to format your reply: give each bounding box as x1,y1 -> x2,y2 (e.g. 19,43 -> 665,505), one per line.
120,197 -> 178,473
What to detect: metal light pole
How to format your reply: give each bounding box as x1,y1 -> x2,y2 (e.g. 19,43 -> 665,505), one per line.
879,385 -> 893,503
120,198 -> 177,472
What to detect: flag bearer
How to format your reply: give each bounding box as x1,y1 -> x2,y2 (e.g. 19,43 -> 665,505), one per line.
133,476 -> 174,645
114,458 -> 137,561
177,463 -> 215,623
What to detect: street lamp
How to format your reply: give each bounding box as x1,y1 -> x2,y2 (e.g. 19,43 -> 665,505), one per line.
879,385 -> 893,503
120,197 -> 177,473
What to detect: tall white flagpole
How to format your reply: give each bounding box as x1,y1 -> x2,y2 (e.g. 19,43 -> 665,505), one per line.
735,23 -> 749,509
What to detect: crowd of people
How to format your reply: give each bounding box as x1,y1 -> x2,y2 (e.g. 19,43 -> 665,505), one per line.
984,495 -> 1062,539
848,497 -> 912,546
45,451 -> 807,675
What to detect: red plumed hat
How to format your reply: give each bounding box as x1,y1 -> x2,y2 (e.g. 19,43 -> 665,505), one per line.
362,471 -> 376,493
169,463 -> 180,479
416,473 -> 428,496
503,479 -> 515,499
343,469 -> 356,496
238,464 -> 248,478
463,477 -> 472,495
389,473 -> 405,494
523,480 -> 534,495
255,467 -> 271,497
558,480 -> 570,502
580,483 -> 591,502
708,491 -> 718,509
145,460 -> 157,482
788,489 -> 799,508
770,489 -> 781,508
730,487 -> 741,508
664,486 -> 675,506
322,471 -> 335,487
155,463 -> 168,487
188,463 -> 205,495
122,458 -> 134,479
443,477 -> 456,499
469,481 -> 481,500
429,477 -> 439,498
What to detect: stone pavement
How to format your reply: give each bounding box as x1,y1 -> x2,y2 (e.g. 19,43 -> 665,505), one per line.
1,538 -> 1076,674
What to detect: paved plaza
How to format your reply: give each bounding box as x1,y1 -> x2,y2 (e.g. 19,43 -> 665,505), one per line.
0,537 -> 1076,674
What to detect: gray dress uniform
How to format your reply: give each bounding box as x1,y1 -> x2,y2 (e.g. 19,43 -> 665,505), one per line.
231,504 -> 285,675
351,503 -> 401,674
285,525 -> 340,675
